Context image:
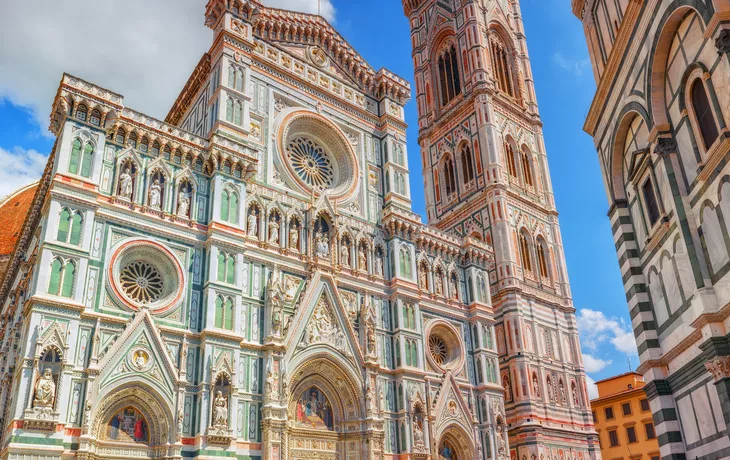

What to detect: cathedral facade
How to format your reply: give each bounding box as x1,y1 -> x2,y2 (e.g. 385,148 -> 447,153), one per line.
573,0 -> 730,458
0,1 -> 598,460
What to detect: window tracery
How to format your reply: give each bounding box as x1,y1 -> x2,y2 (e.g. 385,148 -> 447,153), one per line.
489,31 -> 516,98
436,42 -> 462,106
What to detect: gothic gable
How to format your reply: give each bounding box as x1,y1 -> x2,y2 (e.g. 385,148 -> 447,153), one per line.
96,310 -> 178,400
432,372 -> 475,436
284,272 -> 365,369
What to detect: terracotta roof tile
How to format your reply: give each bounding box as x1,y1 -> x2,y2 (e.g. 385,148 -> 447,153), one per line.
0,183 -> 38,256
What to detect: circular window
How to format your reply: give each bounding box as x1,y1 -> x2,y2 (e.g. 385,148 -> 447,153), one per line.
120,261 -> 164,304
276,111 -> 358,200
429,335 -> 448,365
108,240 -> 185,314
425,321 -> 465,372
287,137 -> 335,189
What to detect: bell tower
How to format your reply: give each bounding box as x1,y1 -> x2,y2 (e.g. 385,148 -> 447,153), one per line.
404,0 -> 601,459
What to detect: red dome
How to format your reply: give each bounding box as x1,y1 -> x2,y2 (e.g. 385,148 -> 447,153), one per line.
0,183 -> 38,257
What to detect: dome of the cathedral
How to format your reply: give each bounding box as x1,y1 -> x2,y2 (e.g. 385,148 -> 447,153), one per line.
0,182 -> 38,257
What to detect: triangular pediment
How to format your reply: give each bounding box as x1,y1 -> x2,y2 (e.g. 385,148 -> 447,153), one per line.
284,272 -> 365,368
276,43 -> 362,88
97,311 -> 178,400
433,372 -> 476,434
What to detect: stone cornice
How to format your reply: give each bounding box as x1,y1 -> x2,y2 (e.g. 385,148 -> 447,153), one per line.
584,0 -> 644,137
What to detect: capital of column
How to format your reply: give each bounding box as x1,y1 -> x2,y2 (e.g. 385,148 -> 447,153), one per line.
705,355 -> 730,383
716,29 -> 730,55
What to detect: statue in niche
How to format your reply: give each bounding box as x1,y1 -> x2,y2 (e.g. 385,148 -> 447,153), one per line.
532,375 -> 540,397
435,273 -> 444,295
340,243 -> 350,266
247,210 -> 258,238
119,167 -> 133,199
559,381 -> 566,405
266,268 -> 285,337
450,276 -> 459,299
315,230 -> 329,257
413,419 -> 425,448
289,226 -> 299,251
419,267 -> 427,289
212,391 -> 228,427
572,386 -> 579,406
496,423 -> 507,455
177,187 -> 190,217
265,370 -> 279,399
149,179 -> 162,209
504,375 -> 512,401
375,252 -> 383,276
33,368 -> 56,408
358,246 -> 367,271
268,217 -> 279,245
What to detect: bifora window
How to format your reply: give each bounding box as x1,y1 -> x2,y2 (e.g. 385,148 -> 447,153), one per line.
437,43 -> 461,106
287,137 -> 335,189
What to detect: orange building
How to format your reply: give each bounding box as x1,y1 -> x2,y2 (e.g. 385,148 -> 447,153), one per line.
590,372 -> 659,460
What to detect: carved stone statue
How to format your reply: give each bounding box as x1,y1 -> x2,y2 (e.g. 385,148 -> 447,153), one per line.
340,243 -> 350,266
266,268 -> 285,337
532,375 -> 540,397
413,421 -> 425,448
559,382 -> 566,404
496,423 -> 507,455
289,227 -> 299,251
572,386 -> 579,406
268,218 -> 279,245
213,391 -> 228,427
119,168 -> 133,199
33,368 -> 56,408
450,276 -> 458,299
419,268 -> 427,289
358,247 -> 367,271
315,231 -> 329,257
265,370 -> 279,400
177,187 -> 190,217
149,180 -> 162,209
435,274 -> 443,295
247,211 -> 258,238
375,253 -> 383,276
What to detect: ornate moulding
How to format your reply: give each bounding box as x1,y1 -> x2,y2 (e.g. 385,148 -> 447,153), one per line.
107,239 -> 186,315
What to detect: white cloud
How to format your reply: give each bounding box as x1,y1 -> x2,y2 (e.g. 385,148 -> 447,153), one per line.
577,308 -> 638,356
585,375 -> 599,400
0,147 -> 48,199
0,0 -> 335,133
553,51 -> 591,77
582,354 -> 612,373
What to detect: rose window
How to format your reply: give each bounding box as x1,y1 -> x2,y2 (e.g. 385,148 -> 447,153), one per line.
120,261 -> 164,304
429,335 -> 448,365
425,321 -> 464,372
108,240 -> 185,314
287,137 -> 334,189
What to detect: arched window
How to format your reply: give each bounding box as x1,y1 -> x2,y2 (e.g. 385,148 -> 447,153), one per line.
89,109 -> 102,127
139,137 -> 149,153
48,258 -> 75,298
57,209 -> 83,246
115,128 -> 126,144
76,104 -> 88,121
226,98 -> 234,123
69,139 -> 93,178
400,248 -> 412,279
521,149 -> 533,187
214,296 -> 235,330
690,79 -> 719,150
128,133 -> 138,149
217,252 -> 236,285
221,189 -> 240,225
437,43 -> 462,106
228,65 -> 235,88
234,101 -> 243,126
505,141 -> 517,178
235,68 -> 244,92
537,238 -> 549,279
519,230 -> 533,273
443,155 -> 457,197
489,31 -> 516,98
151,141 -> 161,156
460,144 -> 475,184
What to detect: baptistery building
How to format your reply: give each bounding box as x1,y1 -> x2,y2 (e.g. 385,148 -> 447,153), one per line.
0,1 -> 598,459
573,0 -> 730,458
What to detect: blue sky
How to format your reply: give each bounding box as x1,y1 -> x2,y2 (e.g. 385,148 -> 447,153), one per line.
0,0 -> 635,396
